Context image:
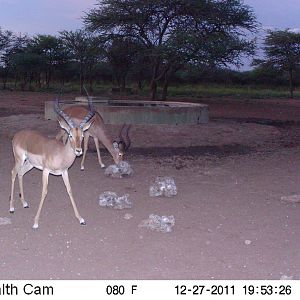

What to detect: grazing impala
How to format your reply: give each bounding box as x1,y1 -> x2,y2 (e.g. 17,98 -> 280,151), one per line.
56,98 -> 131,170
10,98 -> 95,229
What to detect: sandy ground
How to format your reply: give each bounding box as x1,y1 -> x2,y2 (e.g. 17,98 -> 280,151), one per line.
1,90 -> 300,280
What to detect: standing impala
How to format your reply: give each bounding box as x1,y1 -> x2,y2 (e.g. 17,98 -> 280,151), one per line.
10,99 -> 95,229
56,101 -> 131,170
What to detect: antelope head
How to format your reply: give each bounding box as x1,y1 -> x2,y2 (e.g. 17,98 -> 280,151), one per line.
55,98 -> 95,156
112,124 -> 131,162
82,86 -> 131,164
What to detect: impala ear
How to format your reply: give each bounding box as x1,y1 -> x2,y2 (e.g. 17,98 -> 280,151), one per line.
58,118 -> 70,133
81,118 -> 94,132
118,141 -> 126,151
79,117 -> 95,131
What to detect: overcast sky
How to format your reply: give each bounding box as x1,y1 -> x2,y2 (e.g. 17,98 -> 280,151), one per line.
0,0 -> 300,35
244,0 -> 300,32
0,0 -> 299,70
0,0 -> 95,34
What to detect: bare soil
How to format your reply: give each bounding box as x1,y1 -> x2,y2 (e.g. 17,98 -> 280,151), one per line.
1,90 -> 300,279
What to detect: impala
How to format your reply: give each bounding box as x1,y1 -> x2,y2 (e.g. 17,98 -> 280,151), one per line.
56,98 -> 131,170
10,98 -> 95,229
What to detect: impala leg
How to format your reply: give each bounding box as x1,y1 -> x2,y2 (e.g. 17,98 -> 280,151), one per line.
10,165 -> 18,213
80,132 -> 90,170
62,170 -> 86,225
94,137 -> 105,168
33,169 -> 49,229
18,160 -> 33,208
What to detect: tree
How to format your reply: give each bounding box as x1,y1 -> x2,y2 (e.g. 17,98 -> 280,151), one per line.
0,27 -> 13,52
85,35 -> 104,91
104,37 -> 143,90
84,0 -> 257,100
0,28 -> 14,89
254,30 -> 300,98
29,35 -> 65,88
0,31 -> 30,89
11,52 -> 43,90
60,30 -> 102,93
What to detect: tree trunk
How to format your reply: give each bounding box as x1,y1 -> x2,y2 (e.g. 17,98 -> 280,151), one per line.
137,79 -> 143,90
150,59 -> 160,100
37,73 -> 41,89
150,80 -> 157,100
120,76 -> 126,91
14,76 -> 18,89
2,71 -> 8,90
161,71 -> 169,101
46,68 -> 52,89
289,69 -> 294,98
80,61 -> 84,94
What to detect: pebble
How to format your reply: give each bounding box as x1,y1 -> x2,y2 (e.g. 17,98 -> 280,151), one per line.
124,213 -> 133,220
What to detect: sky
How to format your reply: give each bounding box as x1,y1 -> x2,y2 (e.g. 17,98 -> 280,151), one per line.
0,0 -> 300,69
0,0 -> 300,36
0,0 -> 95,35
244,0 -> 300,32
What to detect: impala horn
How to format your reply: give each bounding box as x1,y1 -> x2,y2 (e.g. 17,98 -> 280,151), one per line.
79,86 -> 95,128
54,97 -> 75,129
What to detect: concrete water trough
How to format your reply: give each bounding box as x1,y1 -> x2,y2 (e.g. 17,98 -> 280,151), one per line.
45,97 -> 209,125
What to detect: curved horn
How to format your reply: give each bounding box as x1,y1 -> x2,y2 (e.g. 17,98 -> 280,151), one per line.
54,98 -> 75,129
83,85 -> 94,113
79,86 -> 95,128
79,110 -> 95,129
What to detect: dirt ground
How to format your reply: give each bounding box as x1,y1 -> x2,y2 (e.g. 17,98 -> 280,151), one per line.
1,90 -> 300,280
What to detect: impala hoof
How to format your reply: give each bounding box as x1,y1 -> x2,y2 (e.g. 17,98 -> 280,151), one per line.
80,166 -> 85,171
23,202 -> 29,208
9,208 -> 15,213
32,223 -> 39,229
100,164 -> 105,169
79,218 -> 86,226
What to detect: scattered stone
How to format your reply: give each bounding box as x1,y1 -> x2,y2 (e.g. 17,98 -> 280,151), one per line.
244,240 -> 252,245
149,176 -> 177,197
124,213 -> 133,220
99,191 -> 132,209
139,214 -> 175,233
280,275 -> 293,280
104,161 -> 133,178
280,194 -> 300,203
0,217 -> 11,225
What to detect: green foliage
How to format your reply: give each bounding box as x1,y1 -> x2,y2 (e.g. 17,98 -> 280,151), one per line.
253,30 -> 300,97
167,84 -> 300,99
84,0 -> 257,99
4,3 -> 300,100
59,29 -> 104,92
264,30 -> 300,70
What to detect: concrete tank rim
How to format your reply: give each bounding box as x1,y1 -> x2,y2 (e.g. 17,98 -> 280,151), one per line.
45,97 -> 209,124
72,97 -> 208,108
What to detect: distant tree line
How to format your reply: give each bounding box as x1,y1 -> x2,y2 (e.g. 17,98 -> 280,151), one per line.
0,29 -> 107,93
1,1 -> 300,99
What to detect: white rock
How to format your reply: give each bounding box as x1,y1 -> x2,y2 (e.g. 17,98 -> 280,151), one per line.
124,213 -> 133,220
0,217 -> 11,225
